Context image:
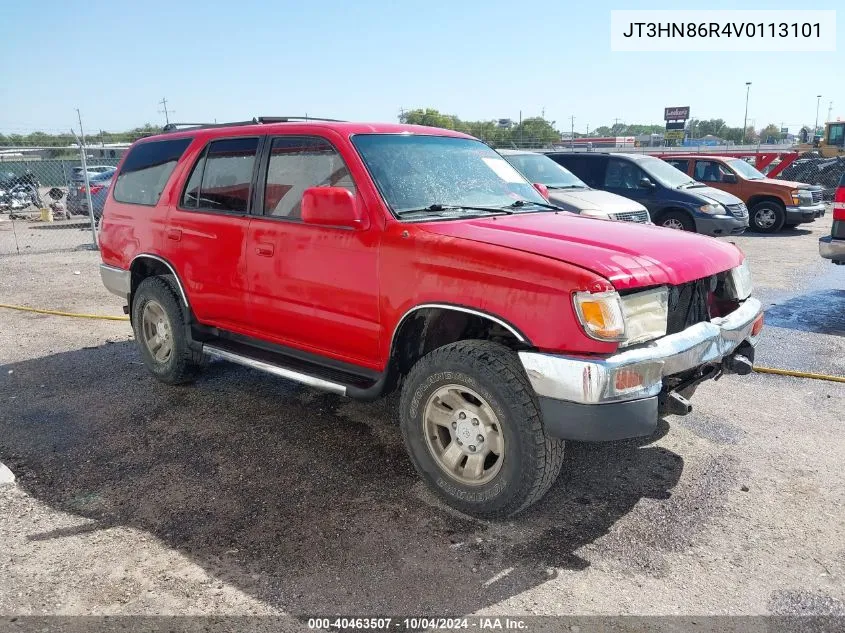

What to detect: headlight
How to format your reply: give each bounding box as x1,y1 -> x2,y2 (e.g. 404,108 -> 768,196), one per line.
699,203 -> 723,215
579,209 -> 610,219
619,286 -> 669,346
574,287 -> 669,345
790,190 -> 812,205
573,291 -> 625,341
727,259 -> 753,300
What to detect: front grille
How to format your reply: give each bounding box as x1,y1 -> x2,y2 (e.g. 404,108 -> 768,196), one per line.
811,189 -> 823,204
613,209 -> 651,223
666,278 -> 713,335
726,203 -> 748,218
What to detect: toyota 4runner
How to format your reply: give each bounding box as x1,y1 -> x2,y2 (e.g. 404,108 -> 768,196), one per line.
99,118 -> 764,517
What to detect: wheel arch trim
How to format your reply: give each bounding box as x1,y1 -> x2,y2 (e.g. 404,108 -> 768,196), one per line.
389,303 -> 530,354
129,253 -> 189,307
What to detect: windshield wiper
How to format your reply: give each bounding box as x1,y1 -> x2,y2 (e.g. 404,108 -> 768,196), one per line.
397,203 -> 515,217
507,199 -> 563,210
547,185 -> 585,190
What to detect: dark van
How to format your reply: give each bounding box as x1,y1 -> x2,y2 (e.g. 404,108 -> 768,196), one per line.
546,152 -> 749,236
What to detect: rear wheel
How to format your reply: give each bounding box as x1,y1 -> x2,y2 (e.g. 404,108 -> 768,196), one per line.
131,276 -> 204,384
750,201 -> 785,233
658,210 -> 695,232
399,340 -> 565,518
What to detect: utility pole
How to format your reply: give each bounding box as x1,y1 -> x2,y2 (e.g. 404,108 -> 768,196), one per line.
541,106 -> 545,119
742,81 -> 752,144
158,97 -> 171,125
827,101 -> 833,124
519,110 -> 523,147
814,94 -> 822,136
570,115 -> 575,149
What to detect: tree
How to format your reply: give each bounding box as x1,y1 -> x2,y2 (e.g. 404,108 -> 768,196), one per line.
760,123 -> 781,143
512,117 -> 559,147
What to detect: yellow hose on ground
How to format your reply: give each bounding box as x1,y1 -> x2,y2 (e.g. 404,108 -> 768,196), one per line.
753,366 -> 845,384
0,303 -> 129,321
1,303 -> 844,383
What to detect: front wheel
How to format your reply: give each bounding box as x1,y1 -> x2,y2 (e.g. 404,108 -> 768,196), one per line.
750,201 -> 785,233
399,340 -> 565,518
658,210 -> 695,232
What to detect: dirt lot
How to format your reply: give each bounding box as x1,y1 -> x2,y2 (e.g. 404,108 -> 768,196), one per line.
1,218 -> 844,622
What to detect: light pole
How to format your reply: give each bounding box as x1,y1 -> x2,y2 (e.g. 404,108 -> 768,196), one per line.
814,94 -> 822,137
742,82 -> 752,144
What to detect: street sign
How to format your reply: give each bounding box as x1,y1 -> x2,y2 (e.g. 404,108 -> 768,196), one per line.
780,127 -> 788,135
664,130 -> 685,140
665,121 -> 686,131
664,106 -> 690,121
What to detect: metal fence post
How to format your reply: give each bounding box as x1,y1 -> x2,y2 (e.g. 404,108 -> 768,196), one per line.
76,137 -> 98,248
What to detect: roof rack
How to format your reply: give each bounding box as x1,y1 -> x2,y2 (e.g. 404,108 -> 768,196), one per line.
161,116 -> 346,133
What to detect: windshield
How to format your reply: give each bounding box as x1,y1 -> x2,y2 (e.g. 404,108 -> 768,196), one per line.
351,134 -> 547,216
727,158 -> 765,180
502,153 -> 587,188
637,156 -> 696,188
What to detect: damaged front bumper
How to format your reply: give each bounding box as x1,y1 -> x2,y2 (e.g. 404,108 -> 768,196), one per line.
519,297 -> 764,441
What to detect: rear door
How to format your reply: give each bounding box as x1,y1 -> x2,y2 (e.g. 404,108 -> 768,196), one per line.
549,155 -> 607,188
245,134 -> 381,368
165,136 -> 261,331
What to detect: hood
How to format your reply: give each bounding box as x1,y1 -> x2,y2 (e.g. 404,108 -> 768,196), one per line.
684,185 -> 744,206
418,212 -> 743,290
548,188 -> 647,214
757,178 -> 819,190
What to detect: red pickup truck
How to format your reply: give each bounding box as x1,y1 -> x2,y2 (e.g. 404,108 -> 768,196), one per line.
98,119 -> 763,517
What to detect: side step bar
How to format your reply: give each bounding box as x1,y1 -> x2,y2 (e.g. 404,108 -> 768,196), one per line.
203,345 -> 347,395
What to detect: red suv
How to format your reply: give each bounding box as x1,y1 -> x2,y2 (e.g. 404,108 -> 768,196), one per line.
99,118 -> 764,517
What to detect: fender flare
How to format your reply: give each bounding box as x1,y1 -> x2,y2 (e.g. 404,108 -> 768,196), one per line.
129,253 -> 190,307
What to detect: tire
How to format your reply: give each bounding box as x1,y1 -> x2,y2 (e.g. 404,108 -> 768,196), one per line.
131,276 -> 204,385
657,210 -> 695,232
399,340 -> 565,518
750,201 -> 785,233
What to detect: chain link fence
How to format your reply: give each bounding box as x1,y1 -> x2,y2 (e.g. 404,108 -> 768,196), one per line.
774,152 -> 845,201
0,147 -> 121,256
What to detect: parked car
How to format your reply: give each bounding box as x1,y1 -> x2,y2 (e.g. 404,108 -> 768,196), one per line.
663,155 -> 825,233
546,152 -> 749,235
820,172 -> 845,264
498,149 -> 651,223
98,121 -> 763,517
66,165 -> 116,215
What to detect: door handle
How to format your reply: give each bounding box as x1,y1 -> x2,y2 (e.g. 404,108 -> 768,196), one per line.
256,242 -> 275,257
167,228 -> 182,242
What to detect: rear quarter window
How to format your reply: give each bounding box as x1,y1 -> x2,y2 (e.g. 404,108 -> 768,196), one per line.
550,155 -> 606,188
113,137 -> 192,206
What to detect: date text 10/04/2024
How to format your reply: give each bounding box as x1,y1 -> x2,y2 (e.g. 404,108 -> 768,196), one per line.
307,617 -> 528,630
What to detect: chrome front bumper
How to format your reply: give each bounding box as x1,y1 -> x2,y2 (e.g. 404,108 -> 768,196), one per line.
100,264 -> 131,301
519,297 -> 763,405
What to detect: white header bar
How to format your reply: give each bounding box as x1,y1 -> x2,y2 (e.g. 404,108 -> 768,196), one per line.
611,10 -> 836,52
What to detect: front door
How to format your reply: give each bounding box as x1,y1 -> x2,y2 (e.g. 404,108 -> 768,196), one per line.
693,159 -> 742,197
245,135 -> 381,369
165,136 -> 260,331
602,157 -> 656,211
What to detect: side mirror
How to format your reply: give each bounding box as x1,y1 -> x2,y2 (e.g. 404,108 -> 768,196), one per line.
721,173 -> 738,184
301,187 -> 368,230
639,177 -> 655,189
532,182 -> 550,200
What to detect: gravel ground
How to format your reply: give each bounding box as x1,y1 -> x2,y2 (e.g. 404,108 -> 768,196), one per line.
0,218 -> 844,621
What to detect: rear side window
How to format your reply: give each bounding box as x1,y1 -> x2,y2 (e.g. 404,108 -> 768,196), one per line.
182,137 -> 259,213
263,136 -> 355,219
665,159 -> 689,172
552,155 -> 606,188
113,138 -> 192,206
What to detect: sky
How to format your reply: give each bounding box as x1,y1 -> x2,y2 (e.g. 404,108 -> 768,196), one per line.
0,0 -> 842,136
